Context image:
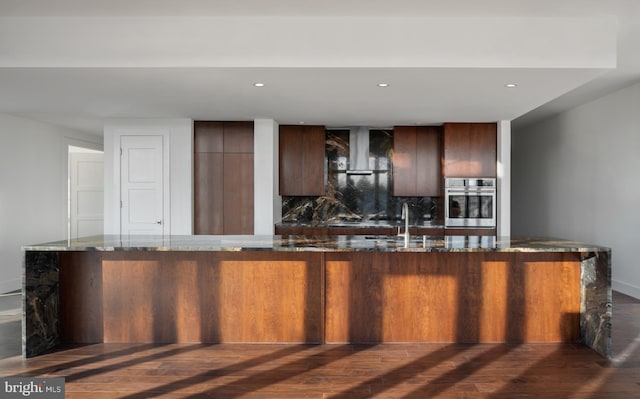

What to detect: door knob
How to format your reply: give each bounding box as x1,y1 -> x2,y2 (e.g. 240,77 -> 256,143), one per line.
156,220 -> 162,225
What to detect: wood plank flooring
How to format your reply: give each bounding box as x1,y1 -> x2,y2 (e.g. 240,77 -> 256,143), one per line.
1,291 -> 639,398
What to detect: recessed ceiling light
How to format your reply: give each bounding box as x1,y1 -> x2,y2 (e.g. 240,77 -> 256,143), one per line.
377,83 -> 390,87
505,83 -> 518,88
253,82 -> 265,87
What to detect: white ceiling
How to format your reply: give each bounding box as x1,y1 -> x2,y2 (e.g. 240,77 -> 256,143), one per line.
0,0 -> 634,18
1,0 -> 639,135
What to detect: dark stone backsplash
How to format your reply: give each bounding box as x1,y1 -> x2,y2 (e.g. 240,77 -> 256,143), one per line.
283,128 -> 441,226
282,195 -> 440,225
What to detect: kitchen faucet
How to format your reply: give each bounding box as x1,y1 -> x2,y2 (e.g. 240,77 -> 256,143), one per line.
398,201 -> 410,246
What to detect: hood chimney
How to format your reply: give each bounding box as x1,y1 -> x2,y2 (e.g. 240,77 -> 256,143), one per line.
347,127 -> 372,175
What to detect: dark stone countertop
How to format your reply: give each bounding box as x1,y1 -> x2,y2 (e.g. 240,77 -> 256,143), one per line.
276,220 -> 445,229
23,235 -> 610,253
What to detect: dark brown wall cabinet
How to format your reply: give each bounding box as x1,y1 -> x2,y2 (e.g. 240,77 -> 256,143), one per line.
393,126 -> 442,197
279,125 -> 325,196
443,123 -> 497,178
275,225 -> 329,236
194,121 -> 254,235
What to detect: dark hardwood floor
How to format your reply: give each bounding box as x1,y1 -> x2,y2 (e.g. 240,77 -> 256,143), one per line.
1,292 -> 639,398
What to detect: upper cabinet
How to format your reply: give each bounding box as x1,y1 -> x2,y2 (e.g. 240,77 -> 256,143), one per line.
443,123 -> 497,178
393,126 -> 442,197
279,125 -> 325,196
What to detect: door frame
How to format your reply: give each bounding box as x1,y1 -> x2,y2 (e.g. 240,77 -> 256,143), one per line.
69,148 -> 104,240
64,137 -> 104,240
109,129 -> 171,236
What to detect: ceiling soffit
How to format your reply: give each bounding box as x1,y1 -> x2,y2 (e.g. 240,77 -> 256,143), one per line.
0,16 -> 616,69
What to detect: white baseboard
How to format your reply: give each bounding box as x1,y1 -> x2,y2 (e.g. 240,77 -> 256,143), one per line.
0,278 -> 21,294
613,279 -> 640,300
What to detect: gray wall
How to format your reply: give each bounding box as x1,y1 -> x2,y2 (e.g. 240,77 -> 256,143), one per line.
512,81 -> 640,298
0,114 -> 101,293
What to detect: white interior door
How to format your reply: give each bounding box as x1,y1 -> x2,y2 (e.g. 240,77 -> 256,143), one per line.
120,135 -> 164,236
69,151 -> 104,240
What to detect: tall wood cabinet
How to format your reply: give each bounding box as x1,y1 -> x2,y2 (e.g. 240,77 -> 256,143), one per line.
393,126 -> 442,197
279,125 -> 325,196
443,123 -> 497,178
194,121 -> 254,235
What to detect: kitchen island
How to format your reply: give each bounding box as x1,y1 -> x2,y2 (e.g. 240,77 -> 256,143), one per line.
23,235 -> 611,358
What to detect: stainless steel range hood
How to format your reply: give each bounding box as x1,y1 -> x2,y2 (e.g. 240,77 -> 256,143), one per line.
347,126 -> 373,175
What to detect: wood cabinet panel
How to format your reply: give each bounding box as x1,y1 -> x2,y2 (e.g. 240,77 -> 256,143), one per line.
279,125 -> 325,196
393,126 -> 442,196
326,252 -> 460,343
59,252 -> 103,343
194,121 -> 224,153
443,123 -> 497,178
77,251 -> 325,344
275,225 -> 303,235
279,126 -> 304,195
416,126 -> 442,196
325,252 -> 581,343
275,225 -> 329,235
223,121 -> 254,153
223,153 -> 254,234
194,152 -> 224,234
303,125 -> 326,194
57,249 -> 582,346
194,121 -> 254,235
393,126 -> 417,196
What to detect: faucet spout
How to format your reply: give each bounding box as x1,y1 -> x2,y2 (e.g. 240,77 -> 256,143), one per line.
403,202 -> 409,234
398,202 -> 410,246
403,202 -> 410,247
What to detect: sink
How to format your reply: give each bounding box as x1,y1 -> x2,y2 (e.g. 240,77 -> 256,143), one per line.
329,222 -> 393,227
362,235 -> 439,249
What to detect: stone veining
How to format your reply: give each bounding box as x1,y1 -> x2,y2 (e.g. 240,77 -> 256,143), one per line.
23,235 -> 612,358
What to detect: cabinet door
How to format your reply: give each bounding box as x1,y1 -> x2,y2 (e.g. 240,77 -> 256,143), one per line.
194,121 -> 254,235
303,126 -> 326,195
393,126 -> 417,196
443,123 -> 497,178
279,125 -> 325,196
223,122 -> 254,153
393,126 -> 442,196
194,121 -> 224,153
223,153 -> 254,234
416,126 -> 442,196
194,152 -> 224,234
279,126 -> 304,195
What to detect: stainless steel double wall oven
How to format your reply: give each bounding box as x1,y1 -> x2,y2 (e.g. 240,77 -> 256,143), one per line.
444,177 -> 496,228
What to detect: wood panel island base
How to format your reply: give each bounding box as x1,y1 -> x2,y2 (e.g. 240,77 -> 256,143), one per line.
23,235 -> 611,358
